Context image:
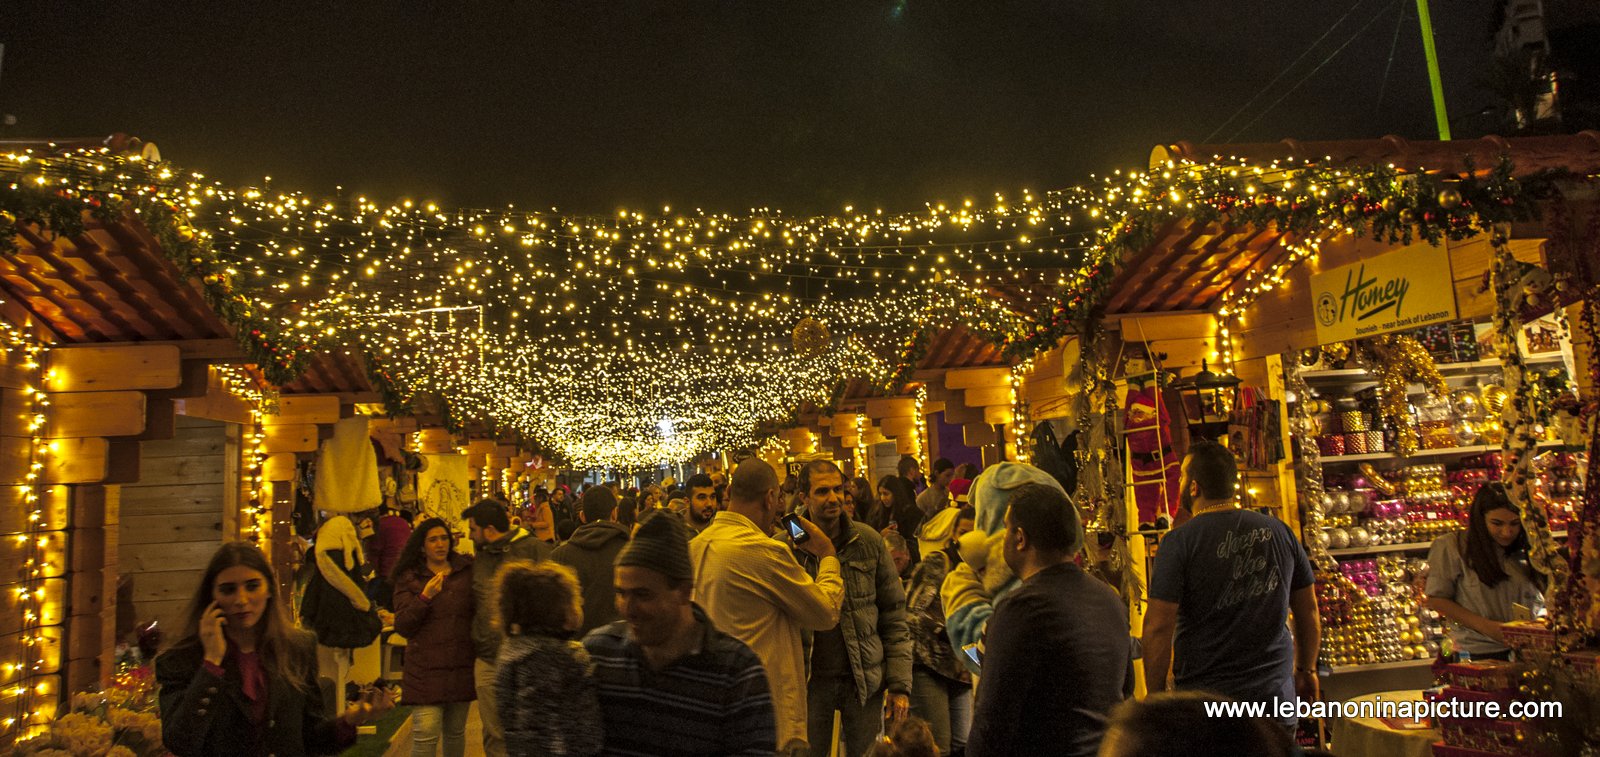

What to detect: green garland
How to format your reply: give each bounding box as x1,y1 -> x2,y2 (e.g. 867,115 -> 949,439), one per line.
997,158 -> 1547,359
0,163 -> 317,384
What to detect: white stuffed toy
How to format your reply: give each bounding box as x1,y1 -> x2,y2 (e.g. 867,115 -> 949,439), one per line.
940,462 -> 1070,673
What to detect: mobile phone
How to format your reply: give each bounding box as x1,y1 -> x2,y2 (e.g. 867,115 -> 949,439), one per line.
962,643 -> 982,668
780,513 -> 810,544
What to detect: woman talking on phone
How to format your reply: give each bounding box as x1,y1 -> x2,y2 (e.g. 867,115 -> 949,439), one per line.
156,542 -> 392,756
391,517 -> 477,757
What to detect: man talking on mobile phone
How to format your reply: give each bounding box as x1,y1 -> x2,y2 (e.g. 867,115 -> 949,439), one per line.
690,458 -> 846,757
792,460 -> 912,757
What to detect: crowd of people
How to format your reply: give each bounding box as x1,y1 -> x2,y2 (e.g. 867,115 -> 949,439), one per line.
161,441 -> 1482,757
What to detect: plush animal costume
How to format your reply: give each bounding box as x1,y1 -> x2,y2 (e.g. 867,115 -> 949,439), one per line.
940,462 -> 1070,674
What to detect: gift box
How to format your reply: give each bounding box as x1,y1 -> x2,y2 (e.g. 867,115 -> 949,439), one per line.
1441,660 -> 1517,692
1347,432 -> 1369,454
1365,430 -> 1386,453
1501,620 -> 1557,654
1341,411 -> 1370,432
1436,718 -> 1537,756
1560,649 -> 1600,687
1432,743 -> 1534,757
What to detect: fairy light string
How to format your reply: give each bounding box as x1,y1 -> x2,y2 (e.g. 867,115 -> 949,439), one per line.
0,146 -> 1548,469
0,308 -> 52,739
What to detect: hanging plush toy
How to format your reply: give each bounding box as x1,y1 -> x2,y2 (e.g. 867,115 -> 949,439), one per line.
941,462 -> 1072,675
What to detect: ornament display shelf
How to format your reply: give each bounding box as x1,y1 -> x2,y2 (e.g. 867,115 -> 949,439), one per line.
1328,658 -> 1435,674
1327,530 -> 1569,557
1301,352 -> 1566,381
1319,439 -> 1567,463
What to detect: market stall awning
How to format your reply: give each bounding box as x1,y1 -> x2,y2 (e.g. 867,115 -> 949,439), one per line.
1095,132 -> 1600,320
0,212 -> 235,344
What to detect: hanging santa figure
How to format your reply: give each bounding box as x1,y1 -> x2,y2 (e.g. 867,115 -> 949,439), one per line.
1123,349 -> 1180,531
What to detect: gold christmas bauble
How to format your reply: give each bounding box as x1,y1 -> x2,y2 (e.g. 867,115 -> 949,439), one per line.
791,317 -> 830,356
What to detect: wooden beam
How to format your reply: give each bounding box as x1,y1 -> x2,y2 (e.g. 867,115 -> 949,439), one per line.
67,338 -> 245,361
46,391 -> 147,438
261,424 -> 318,454
263,453 -> 297,482
944,367 -> 1010,390
963,386 -> 1013,408
878,416 -> 918,438
264,395 -> 341,426
963,423 -> 998,446
42,437 -> 110,484
983,405 -> 1015,426
863,397 -> 916,418
46,345 -> 182,392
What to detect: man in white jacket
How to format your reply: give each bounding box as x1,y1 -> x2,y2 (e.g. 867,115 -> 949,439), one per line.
690,459 -> 845,756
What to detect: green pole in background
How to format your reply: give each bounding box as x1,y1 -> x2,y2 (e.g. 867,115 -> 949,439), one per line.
1415,0 -> 1452,140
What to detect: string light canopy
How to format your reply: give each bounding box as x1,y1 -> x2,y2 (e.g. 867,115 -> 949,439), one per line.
0,145 -> 1543,468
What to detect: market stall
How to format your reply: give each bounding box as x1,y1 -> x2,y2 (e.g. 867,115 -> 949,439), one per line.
4,128 -> 1600,754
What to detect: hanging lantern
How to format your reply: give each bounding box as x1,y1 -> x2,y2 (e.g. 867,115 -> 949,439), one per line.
1171,359 -> 1241,441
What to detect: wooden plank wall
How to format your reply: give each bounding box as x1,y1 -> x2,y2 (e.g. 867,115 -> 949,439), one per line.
118,416 -> 228,633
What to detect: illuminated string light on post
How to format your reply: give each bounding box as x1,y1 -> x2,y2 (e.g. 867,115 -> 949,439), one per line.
853,414 -> 868,478
1009,361 -> 1033,463
214,366 -> 272,545
911,386 -> 927,467
1213,231 -> 1331,370
0,308 -> 53,738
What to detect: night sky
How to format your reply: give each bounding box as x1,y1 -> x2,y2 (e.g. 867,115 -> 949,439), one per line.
3,1 -> 1504,215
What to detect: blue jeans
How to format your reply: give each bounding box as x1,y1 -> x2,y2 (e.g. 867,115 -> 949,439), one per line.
910,667 -> 971,753
410,701 -> 471,757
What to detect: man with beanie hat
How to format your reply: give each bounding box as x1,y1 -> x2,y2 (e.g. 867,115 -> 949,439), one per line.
584,511 -> 777,756
690,458 -> 845,756
551,486 -> 630,635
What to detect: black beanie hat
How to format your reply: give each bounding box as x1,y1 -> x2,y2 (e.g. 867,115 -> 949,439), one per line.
615,509 -> 694,582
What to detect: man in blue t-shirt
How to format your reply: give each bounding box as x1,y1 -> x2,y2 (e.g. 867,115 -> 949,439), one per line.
1143,440 -> 1320,728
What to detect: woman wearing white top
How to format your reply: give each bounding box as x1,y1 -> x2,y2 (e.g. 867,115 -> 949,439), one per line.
1424,483 -> 1544,660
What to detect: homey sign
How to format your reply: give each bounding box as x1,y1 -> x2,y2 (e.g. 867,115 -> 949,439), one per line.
1311,242 -> 1458,344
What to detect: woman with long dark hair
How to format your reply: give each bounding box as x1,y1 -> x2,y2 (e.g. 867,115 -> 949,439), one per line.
156,542 -> 392,756
391,517 -> 476,757
1425,483 -> 1545,660
879,474 -> 924,563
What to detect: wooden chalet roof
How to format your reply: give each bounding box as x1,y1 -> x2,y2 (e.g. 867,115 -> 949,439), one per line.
1,213 -> 235,344
1099,132 -> 1600,319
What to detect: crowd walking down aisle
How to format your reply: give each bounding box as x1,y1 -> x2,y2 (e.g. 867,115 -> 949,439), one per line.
153,452 -> 1328,757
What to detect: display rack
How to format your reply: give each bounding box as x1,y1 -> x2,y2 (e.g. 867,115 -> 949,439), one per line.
1300,337 -> 1583,678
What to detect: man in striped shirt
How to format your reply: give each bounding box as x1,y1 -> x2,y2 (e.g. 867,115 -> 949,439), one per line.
585,510 -> 777,756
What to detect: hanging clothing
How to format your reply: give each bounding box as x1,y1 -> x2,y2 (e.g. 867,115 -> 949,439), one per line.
313,416 -> 381,514
1124,384 -> 1179,525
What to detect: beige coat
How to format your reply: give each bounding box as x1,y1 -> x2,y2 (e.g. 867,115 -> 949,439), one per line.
689,511 -> 844,751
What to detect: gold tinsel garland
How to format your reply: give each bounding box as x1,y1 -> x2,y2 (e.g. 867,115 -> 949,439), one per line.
1351,334 -> 1448,458
1488,234 -> 1569,601
1286,353 -> 1336,571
